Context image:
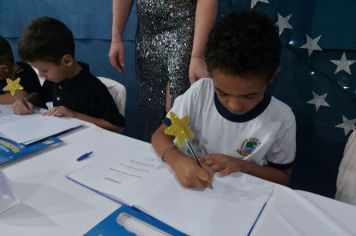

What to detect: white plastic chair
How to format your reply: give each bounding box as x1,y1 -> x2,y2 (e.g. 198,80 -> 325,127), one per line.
336,130 -> 356,206
97,76 -> 126,116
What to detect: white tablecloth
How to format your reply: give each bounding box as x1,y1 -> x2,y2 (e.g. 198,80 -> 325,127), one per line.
1,107 -> 356,235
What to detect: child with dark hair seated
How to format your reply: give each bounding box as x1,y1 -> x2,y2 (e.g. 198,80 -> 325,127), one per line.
0,35 -> 41,104
12,17 -> 125,133
152,10 -> 296,188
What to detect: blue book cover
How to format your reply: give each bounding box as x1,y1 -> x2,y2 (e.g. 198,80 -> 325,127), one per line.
0,136 -> 63,167
84,205 -> 187,236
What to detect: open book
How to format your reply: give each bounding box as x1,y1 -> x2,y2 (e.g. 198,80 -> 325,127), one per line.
0,112 -> 83,145
67,153 -> 273,236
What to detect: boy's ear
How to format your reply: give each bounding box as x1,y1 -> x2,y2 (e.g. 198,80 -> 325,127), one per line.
61,54 -> 74,66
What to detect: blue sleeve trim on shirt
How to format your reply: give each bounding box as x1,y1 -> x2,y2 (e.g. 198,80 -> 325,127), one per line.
163,117 -> 171,126
267,160 -> 293,170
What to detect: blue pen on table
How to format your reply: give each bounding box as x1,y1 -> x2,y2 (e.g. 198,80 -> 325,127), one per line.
76,151 -> 93,161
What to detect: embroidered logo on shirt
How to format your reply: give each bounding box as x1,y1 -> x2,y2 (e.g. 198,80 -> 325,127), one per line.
237,137 -> 260,158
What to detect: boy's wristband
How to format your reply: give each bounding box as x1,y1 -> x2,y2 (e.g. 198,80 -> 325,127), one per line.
161,144 -> 175,162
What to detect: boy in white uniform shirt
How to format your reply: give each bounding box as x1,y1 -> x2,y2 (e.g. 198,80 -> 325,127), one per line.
152,10 -> 296,188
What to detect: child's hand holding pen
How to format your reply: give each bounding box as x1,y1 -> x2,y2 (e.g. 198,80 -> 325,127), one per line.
185,140 -> 214,189
12,97 -> 34,115
17,92 -> 31,110
172,155 -> 214,189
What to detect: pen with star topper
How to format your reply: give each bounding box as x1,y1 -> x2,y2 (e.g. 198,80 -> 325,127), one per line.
164,111 -> 201,165
164,111 -> 213,188
2,77 -> 31,110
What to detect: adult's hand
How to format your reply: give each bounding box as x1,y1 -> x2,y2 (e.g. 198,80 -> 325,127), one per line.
108,40 -> 125,73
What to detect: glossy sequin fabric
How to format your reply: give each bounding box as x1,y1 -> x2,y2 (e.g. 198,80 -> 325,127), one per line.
136,0 -> 195,141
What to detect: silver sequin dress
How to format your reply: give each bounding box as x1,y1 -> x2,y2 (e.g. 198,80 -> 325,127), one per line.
136,0 -> 196,141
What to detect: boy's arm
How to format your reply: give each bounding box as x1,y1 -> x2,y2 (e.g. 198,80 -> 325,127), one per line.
73,111 -> 124,134
44,106 -> 124,134
0,90 -> 29,104
203,154 -> 292,186
152,124 -> 213,188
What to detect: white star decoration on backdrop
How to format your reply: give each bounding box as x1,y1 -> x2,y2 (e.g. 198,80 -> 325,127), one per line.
335,115 -> 356,136
250,0 -> 269,9
300,35 -> 323,56
307,92 -> 330,112
276,13 -> 293,36
330,52 -> 356,74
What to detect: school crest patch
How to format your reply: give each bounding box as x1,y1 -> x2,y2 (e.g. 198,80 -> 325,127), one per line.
237,137 -> 260,158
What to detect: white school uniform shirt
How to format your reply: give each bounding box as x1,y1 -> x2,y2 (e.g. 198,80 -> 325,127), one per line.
163,78 -> 296,169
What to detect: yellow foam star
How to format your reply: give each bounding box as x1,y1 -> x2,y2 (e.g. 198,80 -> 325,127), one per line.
3,77 -> 23,96
164,112 -> 195,148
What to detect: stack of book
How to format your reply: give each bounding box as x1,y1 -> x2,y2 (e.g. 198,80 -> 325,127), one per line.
0,108 -> 83,167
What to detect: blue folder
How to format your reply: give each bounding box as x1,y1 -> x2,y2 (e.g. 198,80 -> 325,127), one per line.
84,205 -> 186,236
0,136 -> 62,167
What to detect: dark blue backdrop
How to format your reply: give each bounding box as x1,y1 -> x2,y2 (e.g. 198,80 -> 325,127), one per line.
1,0 -> 355,198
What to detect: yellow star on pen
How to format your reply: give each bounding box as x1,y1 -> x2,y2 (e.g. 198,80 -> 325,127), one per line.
2,77 -> 23,96
164,111 -> 195,148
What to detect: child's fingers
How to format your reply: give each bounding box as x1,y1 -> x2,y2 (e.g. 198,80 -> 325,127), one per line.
201,163 -> 215,175
209,164 -> 221,172
193,177 -> 210,188
218,166 -> 235,177
51,108 -> 65,116
23,102 -> 34,113
196,168 -> 213,188
44,109 -> 54,116
45,107 -> 61,116
27,102 -> 34,112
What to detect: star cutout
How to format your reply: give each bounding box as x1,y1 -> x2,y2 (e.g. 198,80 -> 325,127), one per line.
306,92 -> 330,112
164,112 -> 195,148
300,35 -> 323,56
335,115 -> 356,136
250,0 -> 269,8
330,52 -> 356,74
2,77 -> 23,96
276,13 -> 293,36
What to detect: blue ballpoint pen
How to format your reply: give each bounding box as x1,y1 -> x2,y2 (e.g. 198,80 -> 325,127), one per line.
76,151 -> 93,161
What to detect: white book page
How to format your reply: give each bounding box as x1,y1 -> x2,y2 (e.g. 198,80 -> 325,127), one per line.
66,153 -> 170,206
0,105 -> 13,118
134,173 -> 273,236
0,114 -> 83,144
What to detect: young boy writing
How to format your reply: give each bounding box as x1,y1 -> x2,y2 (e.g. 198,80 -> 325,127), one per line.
152,10 -> 296,188
0,36 -> 41,104
12,17 -> 125,133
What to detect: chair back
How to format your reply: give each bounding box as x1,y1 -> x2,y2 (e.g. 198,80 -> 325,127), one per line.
97,76 -> 126,116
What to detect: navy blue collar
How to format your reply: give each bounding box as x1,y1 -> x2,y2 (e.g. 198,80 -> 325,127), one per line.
214,93 -> 271,122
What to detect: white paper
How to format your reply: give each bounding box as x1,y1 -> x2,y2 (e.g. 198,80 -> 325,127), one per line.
67,152 -> 170,205
0,170 -> 20,214
0,114 -> 83,144
0,105 -> 13,117
134,173 -> 273,236
67,154 -> 273,236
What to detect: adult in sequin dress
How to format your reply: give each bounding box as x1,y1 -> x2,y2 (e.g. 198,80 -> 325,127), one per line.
109,0 -> 217,141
